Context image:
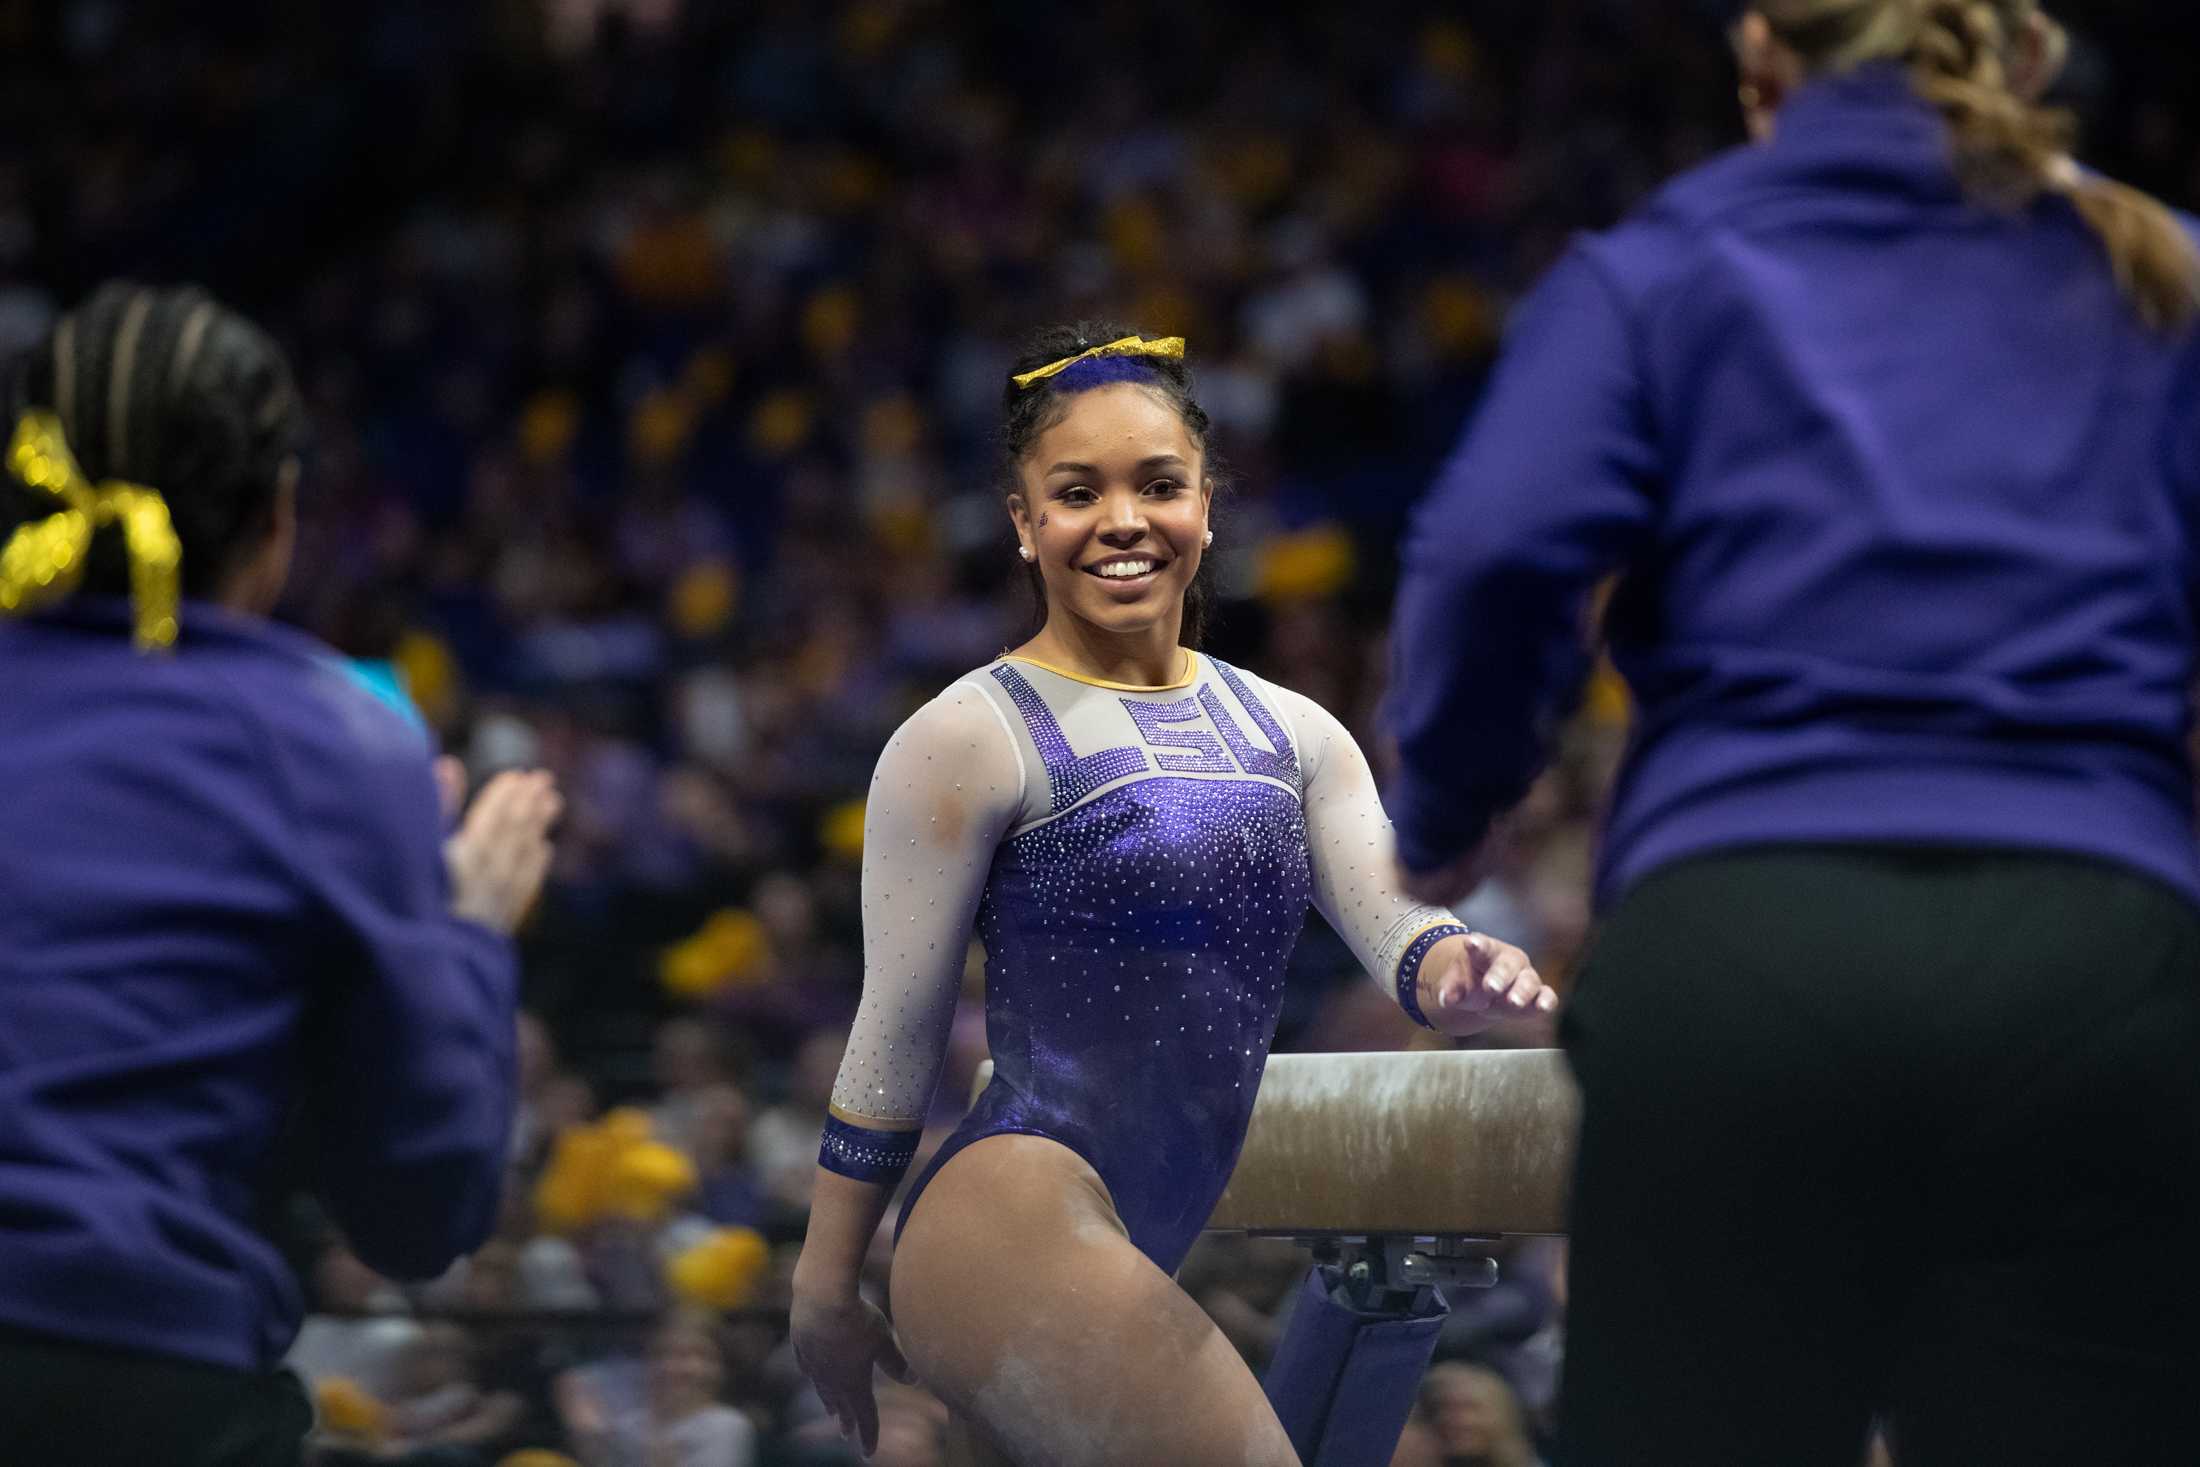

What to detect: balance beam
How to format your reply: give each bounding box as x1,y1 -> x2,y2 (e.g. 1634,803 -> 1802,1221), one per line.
968,1048 -> 1579,1238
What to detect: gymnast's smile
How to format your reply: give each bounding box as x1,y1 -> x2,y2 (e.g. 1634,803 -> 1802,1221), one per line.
1015,381 -> 1212,639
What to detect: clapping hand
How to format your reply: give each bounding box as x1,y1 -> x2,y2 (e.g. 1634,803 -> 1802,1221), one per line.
442,761 -> 562,935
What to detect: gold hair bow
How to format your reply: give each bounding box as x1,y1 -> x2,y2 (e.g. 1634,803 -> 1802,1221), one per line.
1011,335 -> 1187,389
0,409 -> 180,650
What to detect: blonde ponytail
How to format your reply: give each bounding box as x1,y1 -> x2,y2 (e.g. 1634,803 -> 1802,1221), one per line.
1759,0 -> 2200,329
2061,172 -> 2200,331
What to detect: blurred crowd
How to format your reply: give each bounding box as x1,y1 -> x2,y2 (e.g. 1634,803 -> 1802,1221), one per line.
11,0 -> 2199,1462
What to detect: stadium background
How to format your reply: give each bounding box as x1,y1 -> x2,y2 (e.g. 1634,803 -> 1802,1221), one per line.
11,1 -> 2199,1462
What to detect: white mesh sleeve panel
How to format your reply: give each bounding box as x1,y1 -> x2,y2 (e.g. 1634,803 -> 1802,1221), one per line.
827,679 -> 1024,1127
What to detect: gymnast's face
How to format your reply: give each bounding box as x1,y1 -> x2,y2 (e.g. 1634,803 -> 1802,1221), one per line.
1008,382 -> 1212,643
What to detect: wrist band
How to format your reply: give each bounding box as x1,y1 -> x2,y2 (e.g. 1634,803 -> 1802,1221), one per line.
1397,923 -> 1473,1030
819,1114 -> 921,1185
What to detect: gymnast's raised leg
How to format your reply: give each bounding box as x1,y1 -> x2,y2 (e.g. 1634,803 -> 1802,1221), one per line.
891,1134 -> 1300,1467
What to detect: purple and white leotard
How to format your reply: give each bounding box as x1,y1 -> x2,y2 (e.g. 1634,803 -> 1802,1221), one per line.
819,651 -> 1468,1274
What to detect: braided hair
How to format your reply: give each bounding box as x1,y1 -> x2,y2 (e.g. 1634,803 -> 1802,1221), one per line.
1000,321 -> 1223,647
4,282 -> 304,601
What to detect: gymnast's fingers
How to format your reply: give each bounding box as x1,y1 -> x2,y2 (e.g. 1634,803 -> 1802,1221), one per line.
1478,943 -> 1527,1002
1431,941 -> 1489,1014
798,1345 -> 871,1447
850,1379 -> 883,1456
806,1377 -> 854,1443
1505,963 -> 1546,1011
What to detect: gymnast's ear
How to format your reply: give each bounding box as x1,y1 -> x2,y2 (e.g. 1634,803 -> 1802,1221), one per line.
1005,487 -> 1044,566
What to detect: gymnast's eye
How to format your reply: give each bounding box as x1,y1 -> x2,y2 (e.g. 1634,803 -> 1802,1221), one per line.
1143,478 -> 1184,497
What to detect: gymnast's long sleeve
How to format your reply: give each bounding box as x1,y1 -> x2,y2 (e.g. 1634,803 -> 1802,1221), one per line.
1263,679 -> 1472,1027
817,681 -> 1022,1186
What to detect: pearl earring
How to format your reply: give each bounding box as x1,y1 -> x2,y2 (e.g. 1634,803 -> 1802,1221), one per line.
1203,529 -> 1214,547
1019,546 -> 1035,562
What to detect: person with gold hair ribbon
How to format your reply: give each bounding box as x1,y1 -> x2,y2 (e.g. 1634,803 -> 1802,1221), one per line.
1006,333 -> 1186,389
0,283 -> 564,1467
0,408 -> 182,650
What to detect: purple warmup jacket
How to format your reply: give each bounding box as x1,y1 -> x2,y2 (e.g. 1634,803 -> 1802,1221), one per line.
1388,65 -> 2200,910
0,599 -> 517,1371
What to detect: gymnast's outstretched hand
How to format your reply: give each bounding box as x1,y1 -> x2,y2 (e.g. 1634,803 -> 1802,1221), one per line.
791,1284 -> 912,1457
1416,932 -> 1558,1036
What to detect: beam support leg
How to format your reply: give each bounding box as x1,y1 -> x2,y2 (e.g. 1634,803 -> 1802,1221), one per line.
1261,1250 -> 1454,1467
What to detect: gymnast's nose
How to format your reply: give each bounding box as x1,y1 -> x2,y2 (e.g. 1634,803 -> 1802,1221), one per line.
1096,489 -> 1149,544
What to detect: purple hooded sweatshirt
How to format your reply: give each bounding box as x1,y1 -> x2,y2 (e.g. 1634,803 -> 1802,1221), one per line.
0,598 -> 516,1370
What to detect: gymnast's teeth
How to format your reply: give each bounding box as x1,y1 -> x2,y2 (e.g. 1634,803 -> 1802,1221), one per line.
1093,560 -> 1157,578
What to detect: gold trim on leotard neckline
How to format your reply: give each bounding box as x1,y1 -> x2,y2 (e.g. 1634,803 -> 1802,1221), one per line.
999,649 -> 1198,692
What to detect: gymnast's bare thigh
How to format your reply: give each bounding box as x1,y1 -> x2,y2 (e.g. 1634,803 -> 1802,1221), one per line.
890,1132 -> 1301,1467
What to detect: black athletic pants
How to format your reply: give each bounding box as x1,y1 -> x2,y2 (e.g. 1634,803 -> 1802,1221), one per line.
1553,846 -> 2200,1467
0,1324 -> 312,1467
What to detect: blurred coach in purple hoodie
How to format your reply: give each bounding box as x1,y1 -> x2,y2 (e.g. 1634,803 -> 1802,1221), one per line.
1387,4 -> 2200,1465
0,283 -> 560,1466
